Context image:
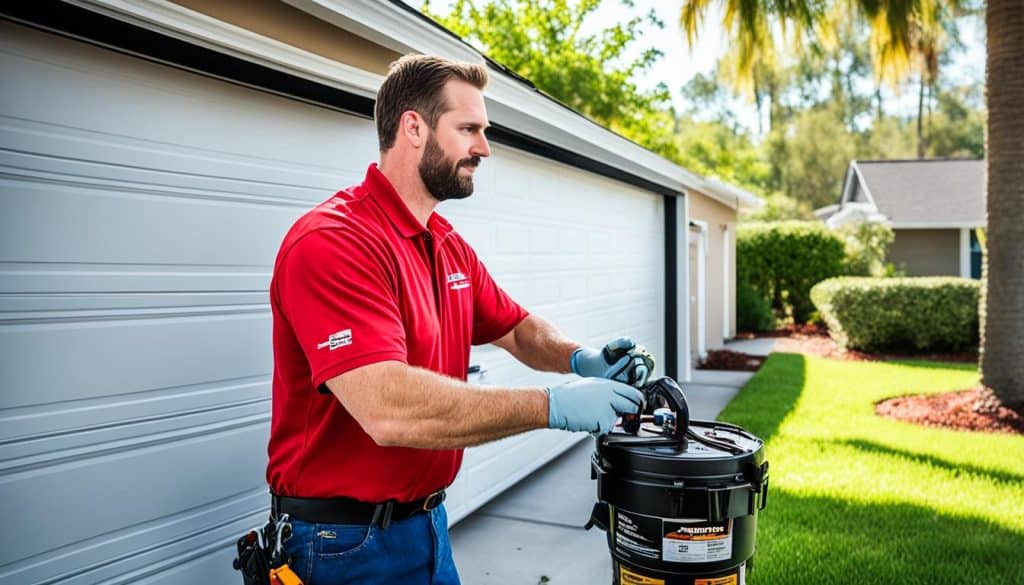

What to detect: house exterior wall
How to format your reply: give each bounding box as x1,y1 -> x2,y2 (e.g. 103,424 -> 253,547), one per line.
889,229 -> 961,276
170,0 -> 402,74
687,191 -> 738,351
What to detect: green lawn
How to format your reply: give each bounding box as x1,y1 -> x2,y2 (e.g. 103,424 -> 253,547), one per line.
717,353 -> 1024,585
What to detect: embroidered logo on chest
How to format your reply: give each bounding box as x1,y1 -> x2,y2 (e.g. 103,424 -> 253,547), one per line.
447,272 -> 470,291
316,329 -> 352,351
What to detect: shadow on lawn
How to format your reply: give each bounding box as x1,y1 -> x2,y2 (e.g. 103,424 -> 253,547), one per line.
834,438 -> 1024,486
753,489 -> 1024,585
718,353 -> 807,443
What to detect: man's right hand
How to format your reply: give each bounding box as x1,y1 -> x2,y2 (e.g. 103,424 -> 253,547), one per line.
546,378 -> 644,434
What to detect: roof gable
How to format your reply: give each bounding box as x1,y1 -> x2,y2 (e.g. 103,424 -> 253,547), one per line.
843,159 -> 985,227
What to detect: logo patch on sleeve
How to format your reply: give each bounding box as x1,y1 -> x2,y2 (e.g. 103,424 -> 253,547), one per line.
317,329 -> 352,351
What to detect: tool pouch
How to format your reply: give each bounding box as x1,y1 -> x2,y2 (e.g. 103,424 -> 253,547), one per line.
233,514 -> 304,585
232,529 -> 271,585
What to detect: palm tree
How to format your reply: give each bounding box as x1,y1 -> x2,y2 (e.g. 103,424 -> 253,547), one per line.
980,1 -> 1024,410
680,0 -> 1024,410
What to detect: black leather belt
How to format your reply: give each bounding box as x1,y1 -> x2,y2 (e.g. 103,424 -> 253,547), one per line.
271,489 -> 446,529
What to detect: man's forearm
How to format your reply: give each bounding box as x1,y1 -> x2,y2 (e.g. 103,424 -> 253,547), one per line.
494,314 -> 580,373
327,361 -> 550,450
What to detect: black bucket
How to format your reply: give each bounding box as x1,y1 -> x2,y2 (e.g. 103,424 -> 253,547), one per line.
587,377 -> 769,585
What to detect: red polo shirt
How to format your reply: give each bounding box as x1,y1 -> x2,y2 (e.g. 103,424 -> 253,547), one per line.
266,164 -> 528,502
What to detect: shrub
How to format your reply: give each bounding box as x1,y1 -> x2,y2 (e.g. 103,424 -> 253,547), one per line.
810,277 -> 980,352
835,221 -> 895,277
738,221 -> 845,324
737,280 -> 776,332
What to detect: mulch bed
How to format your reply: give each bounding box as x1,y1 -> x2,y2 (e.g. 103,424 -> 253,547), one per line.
698,349 -> 765,371
738,326 -> 978,364
709,327 -> 1016,435
877,388 -> 1024,435
734,323 -> 827,338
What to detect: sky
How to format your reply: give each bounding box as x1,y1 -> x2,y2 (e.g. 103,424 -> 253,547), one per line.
407,0 -> 987,137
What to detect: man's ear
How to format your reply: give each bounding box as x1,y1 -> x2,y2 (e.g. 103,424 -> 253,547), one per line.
400,111 -> 425,149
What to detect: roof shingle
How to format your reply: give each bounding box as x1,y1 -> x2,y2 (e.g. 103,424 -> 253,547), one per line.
854,159 -> 985,225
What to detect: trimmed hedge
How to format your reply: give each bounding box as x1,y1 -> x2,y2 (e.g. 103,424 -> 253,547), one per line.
737,221 -> 846,323
810,277 -> 980,351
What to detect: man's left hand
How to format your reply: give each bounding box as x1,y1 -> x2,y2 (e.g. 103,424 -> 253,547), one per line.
571,337 -> 655,388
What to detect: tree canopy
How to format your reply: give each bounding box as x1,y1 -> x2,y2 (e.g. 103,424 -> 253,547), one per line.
421,0 -> 984,217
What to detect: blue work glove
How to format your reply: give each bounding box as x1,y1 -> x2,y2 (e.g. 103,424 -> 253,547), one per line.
571,337 -> 655,388
546,378 -> 644,434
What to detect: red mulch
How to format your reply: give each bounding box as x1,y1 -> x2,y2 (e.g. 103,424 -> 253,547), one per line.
734,323 -> 827,338
714,327 -> 1014,435
877,388 -> 1024,435
737,326 -> 978,364
699,349 -> 765,371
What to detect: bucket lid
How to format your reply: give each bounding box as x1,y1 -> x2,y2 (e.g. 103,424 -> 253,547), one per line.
597,420 -> 765,479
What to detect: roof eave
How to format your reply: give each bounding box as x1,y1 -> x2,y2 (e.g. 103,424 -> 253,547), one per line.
699,178 -> 764,210
890,221 -> 986,229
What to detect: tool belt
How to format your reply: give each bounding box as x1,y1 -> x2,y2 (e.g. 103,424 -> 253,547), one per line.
271,489 -> 447,529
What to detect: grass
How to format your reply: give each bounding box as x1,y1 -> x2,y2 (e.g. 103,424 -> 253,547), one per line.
717,353 -> 1024,585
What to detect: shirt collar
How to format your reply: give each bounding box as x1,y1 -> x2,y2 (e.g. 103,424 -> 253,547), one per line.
363,163 -> 452,240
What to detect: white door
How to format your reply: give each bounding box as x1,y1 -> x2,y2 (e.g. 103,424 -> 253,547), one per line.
0,21 -> 665,583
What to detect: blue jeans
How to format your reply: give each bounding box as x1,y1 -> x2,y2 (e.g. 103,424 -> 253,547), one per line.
281,504 -> 460,585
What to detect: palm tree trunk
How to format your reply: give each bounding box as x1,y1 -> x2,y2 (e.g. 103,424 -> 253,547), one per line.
981,0 -> 1024,411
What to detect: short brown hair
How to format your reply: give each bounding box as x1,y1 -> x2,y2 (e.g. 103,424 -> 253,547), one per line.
375,54 -> 488,151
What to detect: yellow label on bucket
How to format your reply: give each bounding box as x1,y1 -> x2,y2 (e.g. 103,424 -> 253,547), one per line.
619,566 -> 665,585
694,575 -> 737,585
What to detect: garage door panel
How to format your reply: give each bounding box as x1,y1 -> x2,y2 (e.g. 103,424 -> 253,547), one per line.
2,488 -> 267,585
1,25 -> 377,178
0,291 -> 268,313
1,378 -> 268,463
0,422 -> 267,568
0,121 -> 346,202
1,311 -> 270,410
1,179 -> 303,267
0,265 -> 273,295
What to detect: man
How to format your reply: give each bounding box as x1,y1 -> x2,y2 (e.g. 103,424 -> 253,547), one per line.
267,54 -> 655,584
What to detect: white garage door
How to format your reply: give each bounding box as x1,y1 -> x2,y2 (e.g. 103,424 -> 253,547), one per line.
441,146 -> 666,522
0,22 -> 664,583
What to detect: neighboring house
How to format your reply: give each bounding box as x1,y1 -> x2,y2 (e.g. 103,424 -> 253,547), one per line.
819,159 -> 984,278
0,1 -> 759,582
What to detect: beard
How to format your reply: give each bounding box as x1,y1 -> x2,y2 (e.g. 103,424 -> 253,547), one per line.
418,133 -> 480,202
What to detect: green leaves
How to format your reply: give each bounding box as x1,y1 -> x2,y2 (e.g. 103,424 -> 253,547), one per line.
810,276 -> 981,351
425,0 -> 664,128
422,0 -> 685,163
738,221 -> 847,323
835,221 -> 896,277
